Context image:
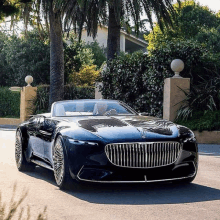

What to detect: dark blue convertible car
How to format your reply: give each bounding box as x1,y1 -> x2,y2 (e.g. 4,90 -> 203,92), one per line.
15,99 -> 198,189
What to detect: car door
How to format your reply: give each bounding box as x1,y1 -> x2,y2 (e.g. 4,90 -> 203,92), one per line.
38,117 -> 57,166
27,116 -> 44,159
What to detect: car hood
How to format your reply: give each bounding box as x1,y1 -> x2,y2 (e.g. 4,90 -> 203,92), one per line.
73,115 -> 179,142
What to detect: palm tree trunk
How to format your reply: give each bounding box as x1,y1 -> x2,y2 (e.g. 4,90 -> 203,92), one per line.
107,5 -> 121,61
49,6 -> 64,107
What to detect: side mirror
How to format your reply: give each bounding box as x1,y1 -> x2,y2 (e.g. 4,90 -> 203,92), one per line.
39,117 -> 45,128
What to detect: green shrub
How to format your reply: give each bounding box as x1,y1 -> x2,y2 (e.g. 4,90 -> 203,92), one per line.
64,84 -> 95,100
85,41 -> 106,68
34,84 -> 95,114
0,87 -> 20,118
0,31 -> 50,87
176,110 -> 220,131
101,38 -> 220,118
176,68 -> 220,121
146,1 -> 220,56
64,37 -> 94,84
175,69 -> 220,131
69,64 -> 100,86
101,50 -> 172,117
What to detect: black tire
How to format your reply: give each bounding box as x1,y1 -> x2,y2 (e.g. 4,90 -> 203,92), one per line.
53,135 -> 72,189
15,129 -> 35,171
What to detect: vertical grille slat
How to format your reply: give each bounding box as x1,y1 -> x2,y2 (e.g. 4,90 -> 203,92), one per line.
167,143 -> 171,164
159,143 -> 162,166
105,142 -> 182,168
172,143 -> 175,163
141,144 -> 144,167
126,144 -> 129,167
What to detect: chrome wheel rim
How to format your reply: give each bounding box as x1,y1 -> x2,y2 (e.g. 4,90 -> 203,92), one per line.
15,131 -> 22,168
53,138 -> 65,186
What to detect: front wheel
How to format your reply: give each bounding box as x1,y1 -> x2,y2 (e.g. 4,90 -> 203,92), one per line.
15,129 -> 35,171
53,136 -> 71,189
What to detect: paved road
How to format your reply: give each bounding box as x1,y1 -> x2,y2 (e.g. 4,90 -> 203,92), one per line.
0,130 -> 219,220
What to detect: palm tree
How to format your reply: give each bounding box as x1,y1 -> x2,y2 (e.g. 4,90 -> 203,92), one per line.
20,0 -> 96,106
48,1 -> 65,107
74,0 -> 179,61
20,0 -> 76,106
0,0 -> 31,20
19,0 -> 178,106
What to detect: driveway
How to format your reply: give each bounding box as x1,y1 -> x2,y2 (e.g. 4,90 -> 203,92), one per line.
0,130 -> 219,220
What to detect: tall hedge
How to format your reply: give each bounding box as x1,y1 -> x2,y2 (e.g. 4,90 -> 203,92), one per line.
101,40 -> 220,117
34,84 -> 95,114
0,87 -> 20,118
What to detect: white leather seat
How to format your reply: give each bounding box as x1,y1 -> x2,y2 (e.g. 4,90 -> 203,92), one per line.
93,102 -> 107,115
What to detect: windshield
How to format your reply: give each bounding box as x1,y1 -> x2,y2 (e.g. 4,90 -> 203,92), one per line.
52,100 -> 136,117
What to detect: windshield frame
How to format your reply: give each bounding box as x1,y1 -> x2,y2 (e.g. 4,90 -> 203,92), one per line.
51,100 -> 138,117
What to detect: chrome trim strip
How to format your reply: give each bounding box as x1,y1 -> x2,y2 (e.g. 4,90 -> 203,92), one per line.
77,172 -> 196,184
39,130 -> 52,136
105,142 -> 182,169
76,162 -> 197,184
31,159 -> 54,171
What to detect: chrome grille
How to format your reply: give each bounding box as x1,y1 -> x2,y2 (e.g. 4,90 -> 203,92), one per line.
105,142 -> 182,168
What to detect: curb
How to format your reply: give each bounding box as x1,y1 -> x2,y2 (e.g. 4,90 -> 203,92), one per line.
0,125 -> 17,130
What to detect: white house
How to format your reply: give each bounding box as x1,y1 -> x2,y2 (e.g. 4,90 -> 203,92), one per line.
81,26 -> 147,53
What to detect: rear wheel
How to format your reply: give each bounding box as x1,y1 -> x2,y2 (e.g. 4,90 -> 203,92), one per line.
53,135 -> 71,189
15,129 -> 35,171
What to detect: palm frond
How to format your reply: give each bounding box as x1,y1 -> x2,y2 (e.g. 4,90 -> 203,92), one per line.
176,67 -> 220,121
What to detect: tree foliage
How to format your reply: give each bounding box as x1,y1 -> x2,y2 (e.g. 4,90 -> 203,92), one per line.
15,0 -> 177,106
34,84 -> 95,114
64,0 -> 178,61
69,65 -> 100,86
64,36 -> 95,84
0,30 -> 101,87
0,30 -> 50,87
146,0 -> 220,54
85,41 -> 106,68
0,0 -> 23,21
143,0 -> 220,122
101,38 -> 220,117
64,38 -> 101,86
0,87 -> 20,118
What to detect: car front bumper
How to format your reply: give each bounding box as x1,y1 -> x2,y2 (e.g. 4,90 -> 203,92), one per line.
75,160 -> 197,183
65,138 -> 198,183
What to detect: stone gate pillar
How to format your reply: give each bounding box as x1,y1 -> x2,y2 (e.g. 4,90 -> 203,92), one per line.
95,82 -> 103,99
163,59 -> 190,122
20,76 -> 37,122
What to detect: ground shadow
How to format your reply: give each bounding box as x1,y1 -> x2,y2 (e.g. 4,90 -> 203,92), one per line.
24,166 -> 220,205
24,166 -> 57,187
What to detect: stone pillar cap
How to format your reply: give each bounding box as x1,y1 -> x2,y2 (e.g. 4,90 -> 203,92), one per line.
171,59 -> 184,78
25,75 -> 33,86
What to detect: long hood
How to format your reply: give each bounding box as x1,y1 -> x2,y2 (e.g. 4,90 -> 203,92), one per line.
73,115 -> 179,142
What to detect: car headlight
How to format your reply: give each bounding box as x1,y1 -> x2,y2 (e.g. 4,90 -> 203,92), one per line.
177,125 -> 195,139
68,138 -> 98,146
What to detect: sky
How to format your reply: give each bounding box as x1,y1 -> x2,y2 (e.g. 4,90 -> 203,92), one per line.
179,0 -> 220,12
1,0 -> 220,34
141,0 -> 220,30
